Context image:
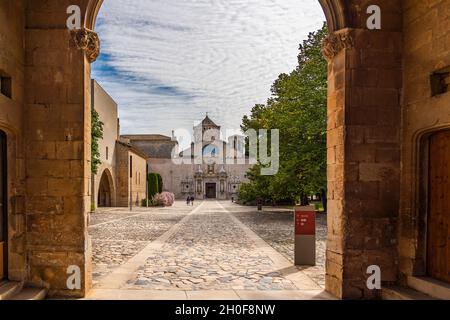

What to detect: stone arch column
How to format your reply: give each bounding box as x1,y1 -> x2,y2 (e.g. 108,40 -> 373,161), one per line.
321,1 -> 403,299
85,0 -> 104,30
24,0 -> 97,297
319,0 -> 349,32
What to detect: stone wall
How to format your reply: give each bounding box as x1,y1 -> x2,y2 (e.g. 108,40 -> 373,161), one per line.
24,0 -> 92,297
91,80 -> 118,207
130,151 -> 147,206
398,0 -> 450,282
148,158 -> 252,200
115,143 -> 147,207
324,0 -> 403,299
148,158 -> 191,198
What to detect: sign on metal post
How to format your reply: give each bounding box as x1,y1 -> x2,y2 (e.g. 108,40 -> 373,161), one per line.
294,205 -> 316,266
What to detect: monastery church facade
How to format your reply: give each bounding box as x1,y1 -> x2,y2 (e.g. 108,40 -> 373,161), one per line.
92,80 -> 252,205
123,115 -> 254,200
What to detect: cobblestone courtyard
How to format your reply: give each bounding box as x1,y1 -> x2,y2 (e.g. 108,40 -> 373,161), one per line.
228,204 -> 326,288
88,200 -> 330,300
90,204 -> 189,284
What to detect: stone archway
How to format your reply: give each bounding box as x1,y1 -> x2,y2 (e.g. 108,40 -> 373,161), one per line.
97,169 -> 114,207
5,0 -> 449,300
15,0 -> 407,299
80,0 -> 404,300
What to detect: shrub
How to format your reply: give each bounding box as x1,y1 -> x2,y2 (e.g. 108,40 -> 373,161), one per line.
157,174 -> 163,193
148,173 -> 159,198
154,192 -> 175,207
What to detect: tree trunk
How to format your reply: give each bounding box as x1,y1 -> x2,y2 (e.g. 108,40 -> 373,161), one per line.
300,193 -> 309,206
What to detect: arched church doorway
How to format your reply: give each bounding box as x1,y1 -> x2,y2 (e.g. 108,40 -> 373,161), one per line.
428,130 -> 450,284
205,183 -> 217,199
0,130 -> 7,280
98,169 -> 113,207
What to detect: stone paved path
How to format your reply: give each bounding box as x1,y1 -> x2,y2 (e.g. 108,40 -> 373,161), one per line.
89,203 -> 193,284
226,202 -> 326,288
88,200 -> 332,300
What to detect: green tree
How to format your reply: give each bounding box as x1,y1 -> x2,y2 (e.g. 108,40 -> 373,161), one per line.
157,174 -> 163,193
148,173 -> 159,198
91,108 -> 104,175
240,23 -> 328,209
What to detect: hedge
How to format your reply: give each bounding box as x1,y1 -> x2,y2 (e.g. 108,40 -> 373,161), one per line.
148,173 -> 163,198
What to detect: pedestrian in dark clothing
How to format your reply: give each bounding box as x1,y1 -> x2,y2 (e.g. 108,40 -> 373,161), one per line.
186,196 -> 191,206
190,196 -> 195,206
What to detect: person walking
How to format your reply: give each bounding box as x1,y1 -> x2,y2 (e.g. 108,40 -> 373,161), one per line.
190,195 -> 195,206
186,196 -> 191,206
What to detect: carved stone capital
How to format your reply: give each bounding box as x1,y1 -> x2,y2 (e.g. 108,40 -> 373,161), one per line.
322,29 -> 354,61
70,28 -> 100,63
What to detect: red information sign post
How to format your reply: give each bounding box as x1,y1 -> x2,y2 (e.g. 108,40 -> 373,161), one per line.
294,206 -> 316,266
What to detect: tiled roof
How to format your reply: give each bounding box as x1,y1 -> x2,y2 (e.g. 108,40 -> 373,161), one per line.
202,115 -> 220,128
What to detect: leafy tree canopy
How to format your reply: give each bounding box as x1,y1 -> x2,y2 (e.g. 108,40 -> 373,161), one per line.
239,23 -> 328,206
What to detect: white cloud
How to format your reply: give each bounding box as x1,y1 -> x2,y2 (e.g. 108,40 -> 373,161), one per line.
92,0 -> 325,136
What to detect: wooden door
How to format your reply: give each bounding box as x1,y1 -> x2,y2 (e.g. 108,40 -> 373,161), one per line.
205,183 -> 216,199
0,131 -> 6,280
428,130 -> 450,283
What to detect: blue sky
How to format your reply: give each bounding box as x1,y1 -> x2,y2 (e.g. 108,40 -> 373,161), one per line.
92,0 -> 325,137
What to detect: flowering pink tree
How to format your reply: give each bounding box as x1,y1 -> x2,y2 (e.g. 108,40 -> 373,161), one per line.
154,192 -> 175,207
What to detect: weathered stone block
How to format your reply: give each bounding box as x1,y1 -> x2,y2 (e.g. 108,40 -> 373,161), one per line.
55,141 -> 84,160
345,181 -> 380,201
359,163 -> 398,181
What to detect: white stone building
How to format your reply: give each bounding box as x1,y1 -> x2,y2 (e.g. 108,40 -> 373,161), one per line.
123,115 -> 254,200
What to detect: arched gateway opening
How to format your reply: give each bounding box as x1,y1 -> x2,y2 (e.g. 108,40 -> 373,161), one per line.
1,0 -> 448,301
97,169 -> 114,207
79,0 -> 407,300
83,0 -> 337,297
10,0 -> 413,300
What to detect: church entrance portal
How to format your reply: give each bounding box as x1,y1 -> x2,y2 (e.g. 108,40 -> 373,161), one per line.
205,183 -> 217,199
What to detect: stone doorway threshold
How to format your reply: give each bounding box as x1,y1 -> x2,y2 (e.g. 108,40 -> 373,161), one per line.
382,276 -> 450,300
86,288 -> 333,300
407,276 -> 450,300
